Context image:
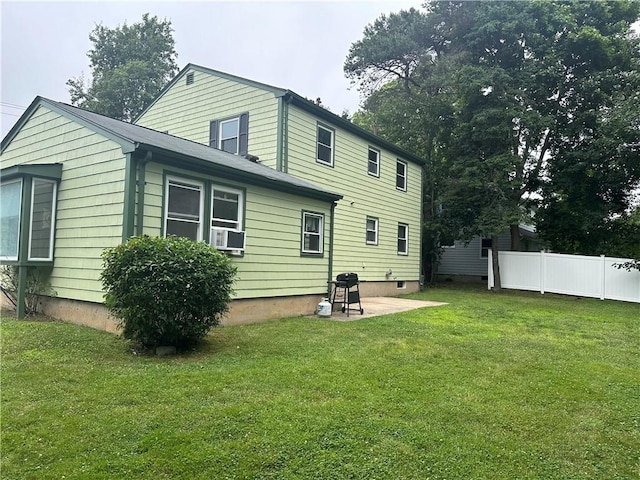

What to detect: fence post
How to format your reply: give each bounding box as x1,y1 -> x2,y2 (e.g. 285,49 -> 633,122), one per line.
540,250 -> 545,295
600,255 -> 606,300
488,249 -> 493,290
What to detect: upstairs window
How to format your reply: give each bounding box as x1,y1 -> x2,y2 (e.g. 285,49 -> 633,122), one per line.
366,216 -> 379,245
302,211 -> 324,255
316,124 -> 334,166
165,178 -> 203,242
397,223 -> 409,255
209,113 -> 249,156
396,160 -> 407,191
368,147 -> 380,177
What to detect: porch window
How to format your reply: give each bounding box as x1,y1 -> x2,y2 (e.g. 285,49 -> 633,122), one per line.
0,180 -> 22,260
28,178 -> 57,260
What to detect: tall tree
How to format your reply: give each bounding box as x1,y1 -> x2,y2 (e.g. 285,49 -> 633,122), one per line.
345,1 -> 640,288
67,13 -> 178,121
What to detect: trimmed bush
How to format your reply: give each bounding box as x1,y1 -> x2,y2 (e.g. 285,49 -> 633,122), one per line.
100,235 -> 237,349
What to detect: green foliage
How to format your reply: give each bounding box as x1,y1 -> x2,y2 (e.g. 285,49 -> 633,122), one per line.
100,235 -> 237,348
67,13 -> 178,121
2,285 -> 639,478
345,1 -> 640,283
0,265 -> 56,315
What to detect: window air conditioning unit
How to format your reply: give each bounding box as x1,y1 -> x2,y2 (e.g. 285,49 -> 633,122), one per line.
210,228 -> 246,252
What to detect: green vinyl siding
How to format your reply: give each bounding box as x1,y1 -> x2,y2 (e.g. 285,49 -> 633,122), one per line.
135,69 -> 280,168
0,105 -> 126,303
286,105 -> 422,281
142,162 -> 331,299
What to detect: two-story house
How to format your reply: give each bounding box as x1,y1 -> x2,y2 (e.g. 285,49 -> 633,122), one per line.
136,65 -> 424,295
0,64 -> 424,329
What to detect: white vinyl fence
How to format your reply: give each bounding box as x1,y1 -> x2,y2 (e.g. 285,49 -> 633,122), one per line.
488,251 -> 640,303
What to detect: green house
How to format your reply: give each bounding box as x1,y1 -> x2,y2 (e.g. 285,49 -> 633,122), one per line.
1,65 -> 425,329
136,65 -> 425,295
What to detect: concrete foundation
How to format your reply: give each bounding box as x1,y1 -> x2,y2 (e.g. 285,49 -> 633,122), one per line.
1,279 -> 421,333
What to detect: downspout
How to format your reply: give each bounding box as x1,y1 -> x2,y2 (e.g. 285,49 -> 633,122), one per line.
122,152 -> 137,242
135,151 -> 151,236
327,201 -> 337,296
276,97 -> 284,172
281,94 -> 292,174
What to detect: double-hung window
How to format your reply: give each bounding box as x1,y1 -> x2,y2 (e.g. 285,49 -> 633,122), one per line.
397,223 -> 409,255
302,211 -> 324,255
209,113 -> 249,156
165,178 -> 203,241
368,148 -> 380,177
396,160 -> 407,191
210,186 -> 245,252
366,216 -> 379,245
316,124 -> 334,166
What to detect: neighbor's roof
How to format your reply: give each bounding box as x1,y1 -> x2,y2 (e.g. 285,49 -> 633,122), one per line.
1,97 -> 342,203
136,63 -> 426,166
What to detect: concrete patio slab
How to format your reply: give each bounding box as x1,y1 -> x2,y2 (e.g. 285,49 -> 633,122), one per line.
315,297 -> 448,321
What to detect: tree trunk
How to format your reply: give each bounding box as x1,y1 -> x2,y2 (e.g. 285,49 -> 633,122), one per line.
510,224 -> 520,251
492,235 -> 501,291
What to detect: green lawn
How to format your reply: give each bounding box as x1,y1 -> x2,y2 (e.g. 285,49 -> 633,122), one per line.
1,284 -> 638,480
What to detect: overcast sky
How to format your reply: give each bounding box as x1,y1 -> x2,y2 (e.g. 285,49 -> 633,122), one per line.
1,0 -> 424,138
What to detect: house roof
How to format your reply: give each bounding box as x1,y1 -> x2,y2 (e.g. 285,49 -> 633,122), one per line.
1,97 -> 343,203
137,63 -> 426,166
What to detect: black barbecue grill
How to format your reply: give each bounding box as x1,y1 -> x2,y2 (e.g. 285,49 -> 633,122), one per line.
331,272 -> 364,317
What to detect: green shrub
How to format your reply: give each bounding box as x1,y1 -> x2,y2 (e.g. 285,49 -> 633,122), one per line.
100,235 -> 237,349
0,265 -> 56,315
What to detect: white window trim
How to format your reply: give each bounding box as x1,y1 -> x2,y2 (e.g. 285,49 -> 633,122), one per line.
0,179 -> 23,261
219,117 -> 240,154
27,178 -> 57,261
316,124 -> 334,167
396,159 -> 408,192
366,216 -> 379,245
398,223 -> 409,255
302,211 -> 324,255
164,177 -> 204,241
368,147 -> 380,177
211,185 -> 244,232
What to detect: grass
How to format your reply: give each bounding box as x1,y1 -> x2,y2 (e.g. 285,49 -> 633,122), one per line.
1,284 -> 638,479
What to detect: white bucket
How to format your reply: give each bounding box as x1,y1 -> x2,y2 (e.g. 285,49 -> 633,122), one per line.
317,298 -> 332,317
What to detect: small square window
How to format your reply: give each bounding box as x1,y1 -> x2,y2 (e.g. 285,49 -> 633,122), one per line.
316,124 -> 334,166
366,216 -> 378,245
368,148 -> 380,177
396,160 -> 407,191
397,223 -> 409,255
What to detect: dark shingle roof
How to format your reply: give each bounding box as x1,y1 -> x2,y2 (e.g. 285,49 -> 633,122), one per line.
22,98 -> 342,203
